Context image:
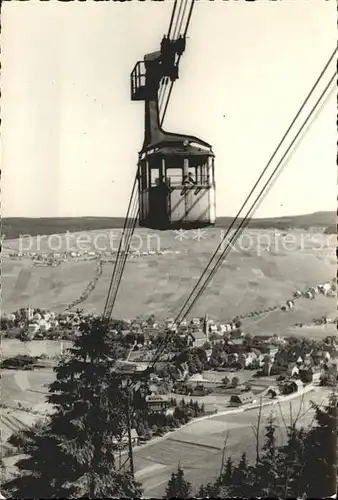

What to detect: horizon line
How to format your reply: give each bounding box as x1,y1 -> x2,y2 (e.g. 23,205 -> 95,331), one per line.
2,210 -> 335,221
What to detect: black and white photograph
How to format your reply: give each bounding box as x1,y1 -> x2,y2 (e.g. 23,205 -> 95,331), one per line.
1,0 -> 337,497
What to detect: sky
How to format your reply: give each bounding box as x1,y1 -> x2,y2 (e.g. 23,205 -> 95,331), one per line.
2,0 -> 336,219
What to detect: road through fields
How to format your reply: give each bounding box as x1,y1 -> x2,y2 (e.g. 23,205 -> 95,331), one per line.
134,387 -> 332,497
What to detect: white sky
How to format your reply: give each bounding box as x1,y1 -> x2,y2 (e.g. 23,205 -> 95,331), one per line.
2,0 -> 336,218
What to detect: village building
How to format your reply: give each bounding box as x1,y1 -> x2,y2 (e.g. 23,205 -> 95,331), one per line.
281,379 -> 303,395
191,317 -> 201,327
189,330 -> 207,348
145,395 -> 169,412
299,366 -> 314,384
229,391 -> 254,407
113,429 -> 139,448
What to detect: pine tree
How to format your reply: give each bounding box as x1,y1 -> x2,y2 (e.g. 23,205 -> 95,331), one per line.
3,316 -> 143,498
215,456 -> 234,497
277,425 -> 306,498
165,464 -> 192,499
221,456 -> 233,486
198,481 -> 220,498
302,396 -> 337,498
227,452 -> 254,497
255,415 -> 280,497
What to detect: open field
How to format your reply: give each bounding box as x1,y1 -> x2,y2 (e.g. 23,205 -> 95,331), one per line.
2,228 -> 336,325
1,340 -> 72,359
241,298 -> 337,337
1,409 -> 46,444
1,368 -> 55,410
2,259 -> 97,313
1,367 -> 55,452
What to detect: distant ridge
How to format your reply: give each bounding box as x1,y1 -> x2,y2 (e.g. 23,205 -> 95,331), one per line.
2,211 -> 336,240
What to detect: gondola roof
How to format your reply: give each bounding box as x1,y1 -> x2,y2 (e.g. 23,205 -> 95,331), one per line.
140,136 -> 214,159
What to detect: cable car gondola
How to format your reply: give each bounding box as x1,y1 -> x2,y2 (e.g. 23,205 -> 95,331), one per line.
131,38 -> 216,230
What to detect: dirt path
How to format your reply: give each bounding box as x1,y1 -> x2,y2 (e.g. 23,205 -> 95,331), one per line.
64,259 -> 103,312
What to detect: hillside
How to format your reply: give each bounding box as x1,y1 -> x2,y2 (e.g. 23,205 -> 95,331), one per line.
2,211 -> 335,240
2,228 -> 336,327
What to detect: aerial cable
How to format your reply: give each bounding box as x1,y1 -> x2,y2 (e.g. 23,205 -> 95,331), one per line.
177,70 -> 336,325
159,0 -> 183,119
104,192 -> 139,316
103,174 -> 139,318
171,45 -> 337,321
167,0 -> 178,39
183,0 -> 195,38
108,197 -> 139,300
151,56 -> 336,366
160,0 -> 196,125
172,0 -> 185,40
180,72 -> 336,323
106,203 -> 139,315
177,0 -> 189,37
160,0 -> 187,116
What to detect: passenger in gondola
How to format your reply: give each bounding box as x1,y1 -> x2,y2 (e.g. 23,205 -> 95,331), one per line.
188,172 -> 196,185
183,174 -> 196,186
183,174 -> 190,186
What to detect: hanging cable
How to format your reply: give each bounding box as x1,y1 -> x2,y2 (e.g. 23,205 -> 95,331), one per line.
106,197 -> 139,315
172,0 -> 185,40
103,173 -> 139,318
103,200 -> 139,316
159,0 -> 188,118
160,0 -> 196,126
168,0 -> 178,38
178,71 -> 336,324
177,0 -> 189,38
172,45 -> 337,322
150,61 -> 336,366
